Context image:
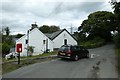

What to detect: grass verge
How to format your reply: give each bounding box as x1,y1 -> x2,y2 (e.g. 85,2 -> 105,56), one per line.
2,51 -> 57,74
2,51 -> 57,63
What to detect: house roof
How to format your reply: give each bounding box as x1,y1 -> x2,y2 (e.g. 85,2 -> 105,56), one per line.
17,28 -> 77,43
45,29 -> 77,41
16,28 -> 49,42
45,30 -> 61,40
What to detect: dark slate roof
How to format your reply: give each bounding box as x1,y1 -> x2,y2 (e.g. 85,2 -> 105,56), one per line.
44,29 -> 77,41
44,33 -> 53,39
50,30 -> 62,39
44,30 -> 61,40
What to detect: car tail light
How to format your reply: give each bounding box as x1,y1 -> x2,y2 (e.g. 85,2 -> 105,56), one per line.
66,49 -> 72,54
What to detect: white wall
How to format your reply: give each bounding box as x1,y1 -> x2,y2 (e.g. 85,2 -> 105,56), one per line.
16,35 -> 27,56
48,39 -> 53,52
53,30 -> 77,49
16,28 -> 53,56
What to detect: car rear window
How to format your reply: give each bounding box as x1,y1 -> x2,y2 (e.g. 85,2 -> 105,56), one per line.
59,46 -> 70,51
71,46 -> 79,51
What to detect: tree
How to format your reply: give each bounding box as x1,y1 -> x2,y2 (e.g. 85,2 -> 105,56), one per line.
2,27 -> 13,45
39,25 -> 60,33
4,27 -> 10,36
78,11 -> 116,41
2,43 -> 10,55
39,25 -> 50,33
15,34 -> 24,38
2,27 -> 14,57
49,25 -> 60,33
111,1 -> 120,33
111,0 -> 120,48
73,32 -> 86,44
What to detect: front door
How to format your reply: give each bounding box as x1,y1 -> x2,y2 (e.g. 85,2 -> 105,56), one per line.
64,39 -> 67,45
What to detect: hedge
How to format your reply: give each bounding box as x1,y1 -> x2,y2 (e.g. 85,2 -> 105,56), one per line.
81,37 -> 106,49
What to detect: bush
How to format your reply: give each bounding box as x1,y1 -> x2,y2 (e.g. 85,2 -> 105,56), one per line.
113,33 -> 120,48
28,46 -> 35,56
81,37 -> 106,49
114,33 -> 120,75
2,43 -> 10,57
0,43 -> 2,54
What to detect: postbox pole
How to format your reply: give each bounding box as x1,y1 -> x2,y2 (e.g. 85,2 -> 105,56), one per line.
18,52 -> 20,64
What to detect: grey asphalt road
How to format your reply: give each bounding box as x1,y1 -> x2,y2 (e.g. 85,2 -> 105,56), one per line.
3,44 -> 118,78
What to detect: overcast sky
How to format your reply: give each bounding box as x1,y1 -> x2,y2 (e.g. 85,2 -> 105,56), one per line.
1,0 -> 113,35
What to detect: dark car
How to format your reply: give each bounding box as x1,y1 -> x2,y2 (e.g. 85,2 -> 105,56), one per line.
57,45 -> 89,61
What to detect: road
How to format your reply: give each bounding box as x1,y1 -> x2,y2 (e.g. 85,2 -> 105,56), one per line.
3,44 -> 118,78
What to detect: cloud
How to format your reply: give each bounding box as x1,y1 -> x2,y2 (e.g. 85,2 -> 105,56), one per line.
52,2 -> 103,14
1,0 -> 112,34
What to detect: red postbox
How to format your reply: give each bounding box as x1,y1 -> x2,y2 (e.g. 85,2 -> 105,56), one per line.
16,43 -> 22,53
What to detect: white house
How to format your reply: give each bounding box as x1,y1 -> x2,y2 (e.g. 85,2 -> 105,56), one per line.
16,28 -> 53,56
16,26 -> 77,56
45,29 -> 77,50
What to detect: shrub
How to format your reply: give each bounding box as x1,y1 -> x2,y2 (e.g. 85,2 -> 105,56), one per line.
114,33 -> 120,75
0,43 -> 2,52
81,37 -> 106,49
28,46 -> 35,56
2,43 -> 10,57
113,33 -> 120,48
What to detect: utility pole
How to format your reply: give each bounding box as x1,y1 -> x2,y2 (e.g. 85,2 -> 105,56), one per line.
70,24 -> 73,34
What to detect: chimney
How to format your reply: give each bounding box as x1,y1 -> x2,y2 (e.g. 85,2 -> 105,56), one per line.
31,22 -> 38,29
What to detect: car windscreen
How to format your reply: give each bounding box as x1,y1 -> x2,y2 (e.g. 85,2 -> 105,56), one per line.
59,46 -> 70,52
10,48 -> 15,52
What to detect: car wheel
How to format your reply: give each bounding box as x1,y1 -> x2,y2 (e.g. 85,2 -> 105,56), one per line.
86,53 -> 89,58
74,55 -> 79,61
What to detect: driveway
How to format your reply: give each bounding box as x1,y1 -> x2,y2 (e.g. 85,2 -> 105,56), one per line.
3,44 -> 118,78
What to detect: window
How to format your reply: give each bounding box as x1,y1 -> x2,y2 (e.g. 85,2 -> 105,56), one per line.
71,46 -> 78,51
43,40 -> 46,44
59,46 -> 70,51
25,39 -> 28,44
